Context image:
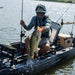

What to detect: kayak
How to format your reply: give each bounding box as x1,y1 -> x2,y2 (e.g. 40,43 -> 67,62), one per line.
0,42 -> 75,75
0,21 -> 75,75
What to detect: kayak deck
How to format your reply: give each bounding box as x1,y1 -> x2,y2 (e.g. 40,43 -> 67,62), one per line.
0,42 -> 75,75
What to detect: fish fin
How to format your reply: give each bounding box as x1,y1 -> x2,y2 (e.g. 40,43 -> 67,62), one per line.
36,47 -> 39,51
31,54 -> 34,59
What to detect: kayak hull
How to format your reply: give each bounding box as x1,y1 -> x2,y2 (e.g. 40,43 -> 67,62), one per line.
0,44 -> 75,75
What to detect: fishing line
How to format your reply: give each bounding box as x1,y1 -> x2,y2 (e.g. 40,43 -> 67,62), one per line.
56,4 -> 72,22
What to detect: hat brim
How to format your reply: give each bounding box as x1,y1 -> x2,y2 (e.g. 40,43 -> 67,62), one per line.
36,7 -> 46,13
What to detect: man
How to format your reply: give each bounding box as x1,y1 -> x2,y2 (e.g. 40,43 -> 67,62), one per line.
20,4 -> 51,56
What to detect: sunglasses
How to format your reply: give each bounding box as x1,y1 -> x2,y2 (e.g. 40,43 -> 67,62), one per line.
37,12 -> 45,14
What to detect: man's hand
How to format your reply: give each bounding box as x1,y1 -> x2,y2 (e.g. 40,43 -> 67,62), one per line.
20,20 -> 25,27
37,26 -> 46,33
37,26 -> 42,32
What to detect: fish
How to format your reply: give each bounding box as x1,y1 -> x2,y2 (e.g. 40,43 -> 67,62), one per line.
30,29 -> 41,58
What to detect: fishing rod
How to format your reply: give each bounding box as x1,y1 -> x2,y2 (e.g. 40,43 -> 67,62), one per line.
20,0 -> 23,43
20,0 -> 25,53
20,0 -> 26,42
70,16 -> 75,36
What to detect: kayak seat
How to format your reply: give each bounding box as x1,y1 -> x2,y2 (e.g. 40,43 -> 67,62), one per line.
49,21 -> 61,46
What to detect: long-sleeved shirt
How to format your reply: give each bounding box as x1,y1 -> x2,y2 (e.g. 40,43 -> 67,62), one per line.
23,15 -> 51,37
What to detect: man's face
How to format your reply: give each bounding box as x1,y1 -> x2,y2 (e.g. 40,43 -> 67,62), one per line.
37,12 -> 44,18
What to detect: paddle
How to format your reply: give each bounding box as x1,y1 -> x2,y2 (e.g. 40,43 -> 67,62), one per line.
59,21 -> 75,25
59,16 -> 75,25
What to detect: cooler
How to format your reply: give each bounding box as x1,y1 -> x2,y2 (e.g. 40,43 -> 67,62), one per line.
57,33 -> 73,48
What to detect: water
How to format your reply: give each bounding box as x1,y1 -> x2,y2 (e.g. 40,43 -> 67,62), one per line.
0,0 -> 75,75
37,57 -> 75,75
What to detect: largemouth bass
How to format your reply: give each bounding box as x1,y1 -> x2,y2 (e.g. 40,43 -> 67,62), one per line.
30,30 -> 41,58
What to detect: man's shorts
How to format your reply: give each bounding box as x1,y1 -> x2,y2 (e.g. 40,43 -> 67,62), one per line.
39,37 -> 50,47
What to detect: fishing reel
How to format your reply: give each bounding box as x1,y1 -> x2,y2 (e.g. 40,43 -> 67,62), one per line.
20,30 -> 26,37
20,30 -> 26,53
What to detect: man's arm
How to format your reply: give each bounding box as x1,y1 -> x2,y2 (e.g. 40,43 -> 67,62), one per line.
37,17 -> 51,33
20,16 -> 36,30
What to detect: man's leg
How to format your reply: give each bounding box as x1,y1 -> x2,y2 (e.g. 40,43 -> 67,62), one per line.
38,38 -> 50,56
25,35 -> 31,55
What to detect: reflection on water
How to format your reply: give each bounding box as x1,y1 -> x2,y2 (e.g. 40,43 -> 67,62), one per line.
0,0 -> 75,75
37,57 -> 75,75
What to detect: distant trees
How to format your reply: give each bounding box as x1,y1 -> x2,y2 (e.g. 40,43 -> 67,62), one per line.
38,0 -> 75,4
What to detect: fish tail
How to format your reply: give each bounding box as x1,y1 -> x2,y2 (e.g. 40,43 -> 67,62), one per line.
28,54 -> 30,58
30,51 -> 34,59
